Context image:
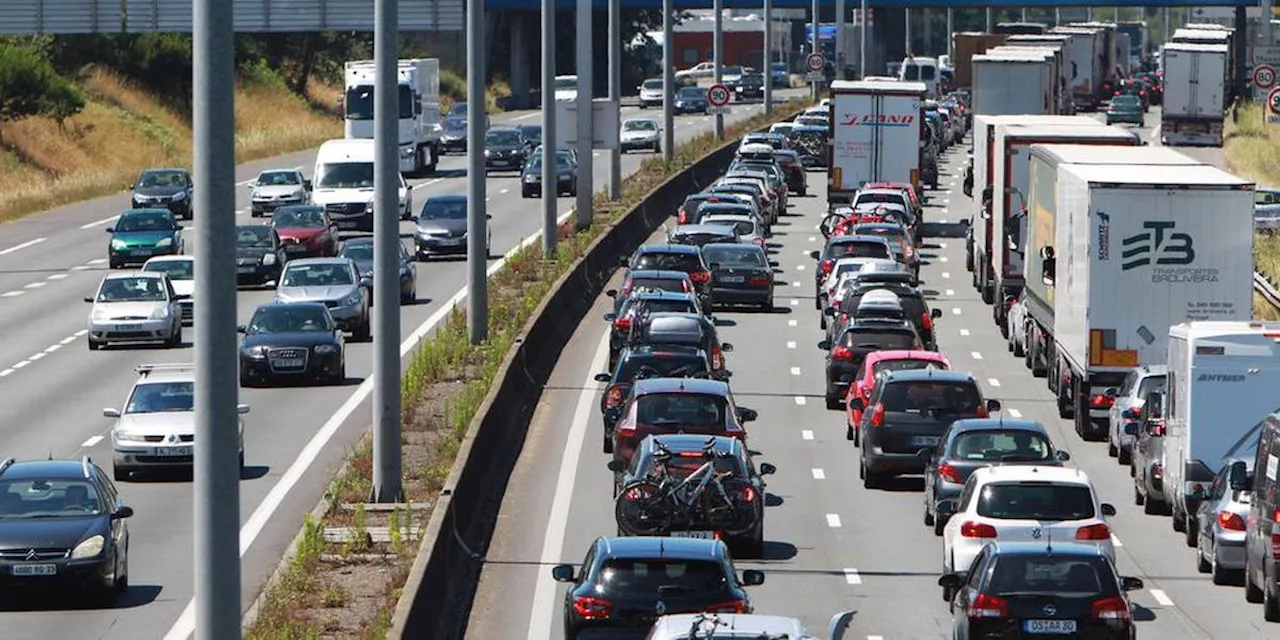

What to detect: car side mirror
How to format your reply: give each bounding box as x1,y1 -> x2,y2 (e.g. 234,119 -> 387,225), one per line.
619,256 -> 630,266
105,228 -> 114,233
594,373 -> 612,383
721,342 -> 734,352
236,325 -> 247,334
769,261 -> 780,267
103,408 -> 121,418
1120,576 -> 1144,592
551,564 -> 576,583
935,499 -> 957,518
84,296 -> 94,303
1055,450 -> 1071,461
817,339 -> 832,350
1100,503 -> 1116,517
759,462 -> 776,475
304,180 -> 313,190
739,408 -> 758,422
937,572 -> 963,590
605,289 -> 618,298
741,569 -> 765,586
487,214 -> 492,220
1229,460 -> 1252,491
823,307 -> 835,317
237,404 -> 251,415
603,312 -> 617,322
931,308 -> 942,319
986,399 -> 1002,412
606,460 -> 625,473
1040,246 -> 1056,261
809,250 -> 820,260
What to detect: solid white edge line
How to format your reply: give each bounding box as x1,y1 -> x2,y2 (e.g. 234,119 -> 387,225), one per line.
843,568 -> 861,585
526,330 -> 611,640
1007,408 -> 1023,418
0,238 -> 46,257
80,214 -> 120,230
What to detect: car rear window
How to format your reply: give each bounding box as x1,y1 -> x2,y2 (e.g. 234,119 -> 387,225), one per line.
597,559 -> 728,594
703,219 -> 755,236
855,226 -> 906,243
622,298 -> 697,317
976,483 -> 1096,520
874,358 -> 944,377
703,245 -> 766,268
629,277 -> 687,293
639,447 -> 744,478
880,381 -> 980,414
849,289 -> 925,318
1138,374 -> 1166,399
617,354 -> 708,380
855,193 -> 908,209
829,241 -> 890,260
635,253 -> 704,273
842,328 -> 917,351
949,430 -> 1054,461
637,393 -> 727,428
674,231 -> 733,246
989,556 -> 1117,597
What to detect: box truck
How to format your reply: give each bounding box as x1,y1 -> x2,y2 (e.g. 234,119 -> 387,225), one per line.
982,124 -> 1141,330
1164,322 -> 1280,536
951,32 -> 1008,89
1160,43 -> 1228,147
1051,27 -> 1110,110
970,54 -> 1054,116
988,44 -> 1069,114
1022,160 -> 1254,443
343,58 -> 442,175
1172,26 -> 1235,100
1116,20 -> 1147,63
827,80 -> 927,208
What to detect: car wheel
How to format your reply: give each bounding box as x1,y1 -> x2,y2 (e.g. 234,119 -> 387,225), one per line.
825,394 -> 842,411
1184,512 -> 1198,547
239,451 -> 245,477
1197,545 -> 1211,573
169,326 -> 183,349
88,337 -> 103,351
115,556 -> 129,594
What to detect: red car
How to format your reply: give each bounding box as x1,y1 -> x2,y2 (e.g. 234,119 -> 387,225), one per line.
610,377 -> 756,470
271,205 -> 339,258
845,350 -> 951,444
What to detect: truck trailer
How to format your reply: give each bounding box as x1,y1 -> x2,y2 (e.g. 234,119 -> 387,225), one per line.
951,32 -> 1008,89
1050,27 -> 1109,110
970,54 -> 1054,116
1021,159 -> 1254,442
827,80 -> 927,209
343,58 -> 442,175
1160,42 -> 1228,147
987,44 -> 1070,114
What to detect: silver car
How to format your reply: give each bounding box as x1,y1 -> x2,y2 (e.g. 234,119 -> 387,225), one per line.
274,257 -> 371,340
248,168 -> 311,217
1106,365 -> 1167,467
1255,188 -> 1280,235
85,272 -> 184,350
620,118 -> 661,153
701,214 -> 765,250
1195,458 -> 1252,584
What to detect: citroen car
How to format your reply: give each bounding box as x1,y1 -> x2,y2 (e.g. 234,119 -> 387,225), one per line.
140,256 -> 195,325
271,205 -> 339,259
274,258 -> 371,340
129,168 -> 192,219
414,195 -> 491,259
338,236 -> 417,305
234,224 -> 288,286
85,272 -> 185,350
106,208 -> 185,269
620,118 -> 661,153
238,302 -> 346,387
248,168 -> 311,217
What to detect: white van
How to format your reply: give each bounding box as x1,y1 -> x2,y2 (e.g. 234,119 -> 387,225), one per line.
312,139 -> 376,232
898,56 -> 940,97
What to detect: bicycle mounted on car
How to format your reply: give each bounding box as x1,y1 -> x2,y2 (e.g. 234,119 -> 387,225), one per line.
614,438 -> 758,537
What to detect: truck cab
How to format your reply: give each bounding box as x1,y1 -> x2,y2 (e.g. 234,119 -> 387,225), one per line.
343,58 -> 441,175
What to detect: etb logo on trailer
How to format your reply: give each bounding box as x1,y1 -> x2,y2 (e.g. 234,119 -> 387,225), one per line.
1121,221 -> 1195,270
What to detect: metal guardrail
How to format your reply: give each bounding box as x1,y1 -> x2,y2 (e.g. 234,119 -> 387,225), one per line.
1254,270 -> 1280,310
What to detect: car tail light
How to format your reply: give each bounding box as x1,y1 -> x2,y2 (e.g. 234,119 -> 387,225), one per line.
1219,511 -> 1246,532
975,404 -> 989,419
1114,91 -> 1121,97
1150,422 -> 1165,438
678,209 -> 689,224
690,270 -> 711,283
960,521 -> 997,538
1151,463 -> 1162,479
738,485 -> 757,503
1075,523 -> 1111,541
839,312 -> 848,324
1139,90 -> 1146,97
1271,509 -> 1280,560
868,403 -> 885,427
820,259 -> 833,275
613,317 -> 631,333
922,311 -> 933,332
711,345 -> 723,370
748,275 -> 769,285
1126,405 -> 1142,421
938,462 -> 963,484
605,385 -> 624,408
1090,394 -> 1115,409
705,599 -> 749,614
1091,596 -> 1130,621
831,346 -> 853,360
966,593 -> 1009,618
573,596 -> 613,620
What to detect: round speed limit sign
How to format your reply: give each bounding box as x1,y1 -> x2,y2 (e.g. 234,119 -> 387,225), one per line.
805,53 -> 826,73
1255,64 -> 1277,89
1269,86 -> 1280,114
706,84 -> 731,107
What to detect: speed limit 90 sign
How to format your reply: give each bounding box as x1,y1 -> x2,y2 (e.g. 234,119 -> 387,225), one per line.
706,84 -> 731,107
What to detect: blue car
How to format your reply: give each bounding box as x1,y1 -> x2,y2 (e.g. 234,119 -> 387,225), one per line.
673,86 -> 709,115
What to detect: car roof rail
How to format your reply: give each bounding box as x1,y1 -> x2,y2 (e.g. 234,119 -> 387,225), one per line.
136,363 -> 197,377
0,458 -> 15,477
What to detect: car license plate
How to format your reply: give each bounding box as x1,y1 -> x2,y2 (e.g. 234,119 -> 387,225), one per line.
237,267 -> 257,274
720,275 -> 745,283
131,249 -> 151,256
272,358 -> 305,368
285,245 -> 307,253
11,564 -> 56,576
1024,620 -> 1077,634
671,531 -> 715,539
156,446 -> 192,457
337,220 -> 358,229
911,436 -> 940,446
441,238 -> 463,245
114,324 -> 135,332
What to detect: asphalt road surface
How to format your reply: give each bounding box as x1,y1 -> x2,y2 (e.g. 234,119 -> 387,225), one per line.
0,91 -> 805,640
465,106 -> 1278,639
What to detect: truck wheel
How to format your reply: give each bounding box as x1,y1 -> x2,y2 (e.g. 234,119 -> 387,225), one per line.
1057,371 -> 1074,421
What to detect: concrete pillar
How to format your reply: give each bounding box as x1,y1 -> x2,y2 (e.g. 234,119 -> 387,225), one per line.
510,11 -> 530,108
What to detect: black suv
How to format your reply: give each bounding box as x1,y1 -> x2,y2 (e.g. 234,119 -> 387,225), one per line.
603,291 -> 702,369
819,318 -> 921,409
130,168 -> 193,219
856,369 -> 999,487
624,311 -> 732,380
831,279 -> 941,350
0,457 -> 133,602
552,536 -> 764,639
596,345 -> 711,432
626,244 -> 715,309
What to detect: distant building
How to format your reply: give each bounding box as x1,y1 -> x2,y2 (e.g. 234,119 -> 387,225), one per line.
670,11 -> 792,70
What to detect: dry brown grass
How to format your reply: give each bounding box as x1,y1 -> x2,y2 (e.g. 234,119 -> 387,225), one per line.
1225,103 -> 1280,188
0,66 -> 340,224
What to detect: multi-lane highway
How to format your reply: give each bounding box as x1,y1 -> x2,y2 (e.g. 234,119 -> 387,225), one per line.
465,107 -> 1280,639
0,92 -> 803,639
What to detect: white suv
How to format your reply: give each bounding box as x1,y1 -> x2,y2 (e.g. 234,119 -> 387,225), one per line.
104,364 -> 248,481
938,466 -> 1116,590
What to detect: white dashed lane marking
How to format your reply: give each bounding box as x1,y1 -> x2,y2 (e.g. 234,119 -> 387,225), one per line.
796,264 -> 805,271
23,282 -> 46,289
939,256 -> 949,262
790,299 -> 799,306
826,514 -> 842,528
790,367 -> 801,376
792,281 -> 802,288
0,369 -> 12,378
794,396 -> 807,406
942,272 -> 950,279
801,430 -> 814,440
1150,589 -> 1174,606
952,308 -> 962,315
843,568 -> 861,585
945,289 -> 954,296
88,258 -> 107,265
812,468 -> 825,480
1111,535 -> 1123,547
1008,408 -> 1023,418
987,378 -> 1001,387
788,319 -> 798,327
1,331 -> 89,382
971,352 -> 984,360
959,329 -> 971,336
0,238 -> 46,256
0,291 -> 23,298
46,273 -> 68,281
786,341 -> 796,349
81,435 -> 104,448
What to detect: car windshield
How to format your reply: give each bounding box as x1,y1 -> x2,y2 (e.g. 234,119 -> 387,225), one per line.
637,393 -> 727,427
596,559 -> 727,594
1113,96 -> 1140,107
274,208 -> 326,228
643,79 -> 662,89
950,430 -> 1053,461
257,171 -> 300,186
879,381 -> 980,414
679,87 -> 704,98
624,120 -> 657,131
237,227 -> 274,249
444,118 -> 466,132
702,245 -> 766,268
420,199 -> 467,221
486,130 -> 521,146
281,263 -> 353,286
116,212 -> 173,232
520,125 -> 541,144
143,260 -> 193,281
339,243 -> 374,262
0,479 -> 106,518
616,354 -> 707,381
723,66 -> 744,75
830,241 -> 890,260
977,483 -> 1096,520
527,156 -> 572,171
634,252 -> 703,272
138,171 -> 185,188
315,162 -> 373,189
449,103 -> 468,116
772,124 -> 794,136
249,306 -> 332,333
628,277 -> 687,293
989,556 -> 1116,597
855,226 -> 907,243
703,218 -> 756,236
96,277 -> 167,302
126,381 -> 194,413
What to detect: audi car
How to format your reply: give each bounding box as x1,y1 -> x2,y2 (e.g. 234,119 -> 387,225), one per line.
238,302 -> 346,387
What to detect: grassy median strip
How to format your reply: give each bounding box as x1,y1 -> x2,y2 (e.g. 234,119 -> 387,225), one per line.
1223,103 -> 1280,320
243,101 -> 810,639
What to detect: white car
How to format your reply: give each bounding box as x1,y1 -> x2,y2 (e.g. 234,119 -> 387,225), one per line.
247,168 -> 310,217
619,118 -> 661,153
1255,188 -> 1280,235
701,214 -> 764,249
675,61 -> 716,81
104,363 -> 248,481
638,77 -> 665,109
554,75 -> 578,102
939,466 -> 1117,595
85,272 -> 184,350
141,255 -> 195,325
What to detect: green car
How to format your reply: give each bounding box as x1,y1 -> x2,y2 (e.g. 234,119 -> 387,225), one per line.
107,208 -> 185,268
1105,95 -> 1145,126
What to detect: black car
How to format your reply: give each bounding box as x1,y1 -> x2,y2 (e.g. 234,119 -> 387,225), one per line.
598,345 -> 711,431
337,236 -> 417,305
609,435 -> 774,556
856,369 -> 1000,487
238,302 -> 345,386
624,311 -> 732,380
937,541 -> 1142,640
439,116 -> 468,153
606,269 -> 697,316
517,124 -> 542,148
701,242 -> 775,311
235,224 -> 288,286
667,224 -> 740,248
0,458 -> 132,602
627,244 -> 714,310
130,168 -> 193,219
484,127 -> 530,173
731,72 -> 766,101
819,318 -> 922,409
921,419 -> 1070,535
551,536 -> 764,640
832,279 -> 941,350
673,86 -> 709,114
603,291 -> 702,369
521,150 -> 577,198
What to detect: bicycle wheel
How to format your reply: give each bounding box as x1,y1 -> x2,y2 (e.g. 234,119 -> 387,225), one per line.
615,480 -> 673,536
701,478 -> 760,536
